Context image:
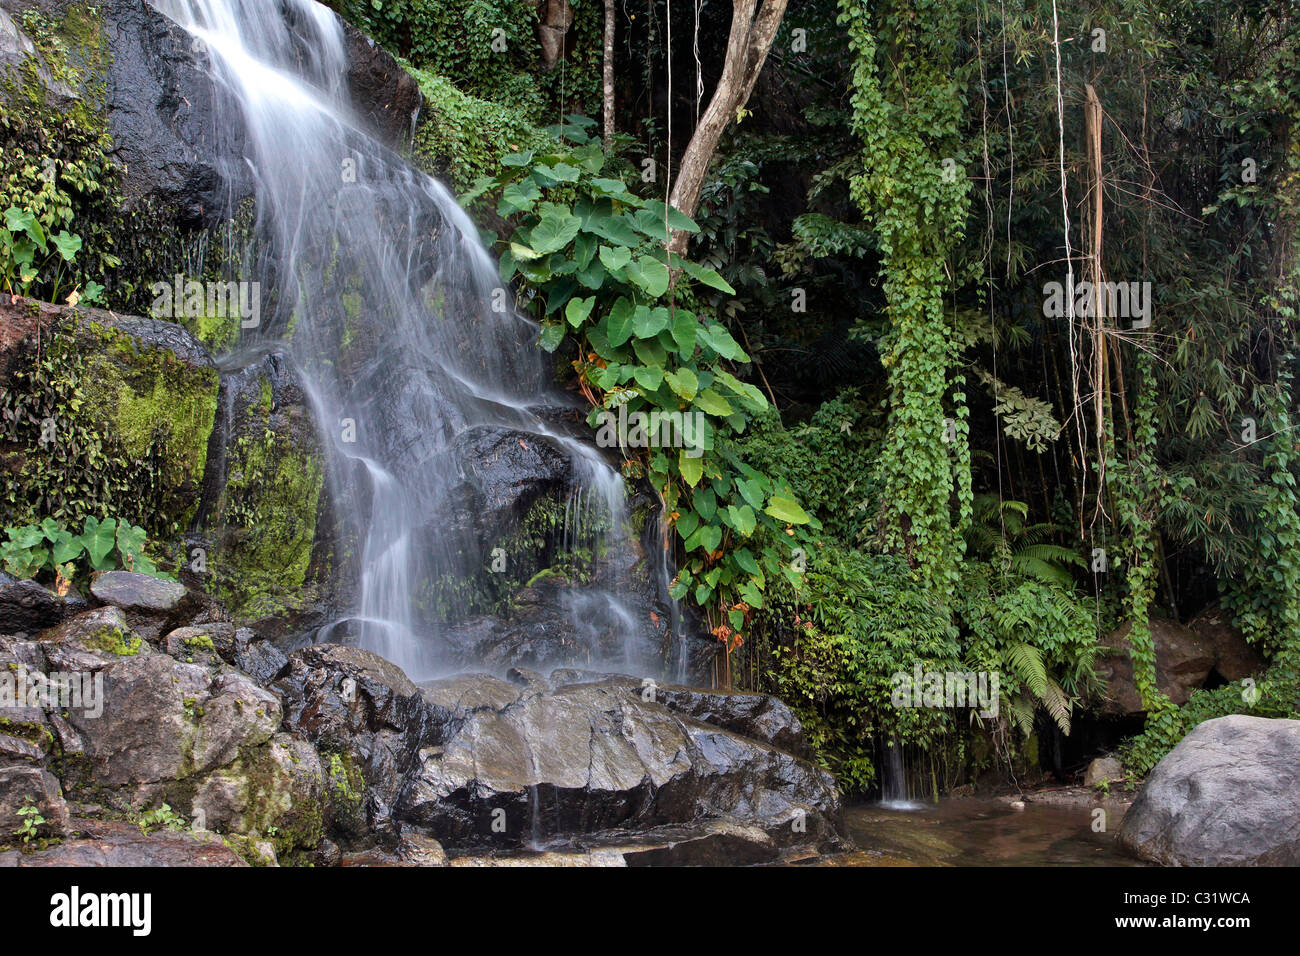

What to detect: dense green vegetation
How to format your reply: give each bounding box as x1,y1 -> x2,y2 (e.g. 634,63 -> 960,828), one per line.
6,0 -> 1297,797
373,0 -> 1298,792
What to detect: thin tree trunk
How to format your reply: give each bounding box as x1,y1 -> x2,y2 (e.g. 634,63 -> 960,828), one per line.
602,0 -> 616,146
666,0 -> 789,253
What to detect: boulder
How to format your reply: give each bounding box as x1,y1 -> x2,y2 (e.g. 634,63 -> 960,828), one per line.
403,672 -> 844,855
1118,715 -> 1300,865
1083,756 -> 1124,788
0,578 -> 66,635
197,353 -> 327,628
340,20 -> 422,147
275,645 -> 845,859
91,571 -> 191,616
191,733 -> 324,857
1097,618 -> 1215,715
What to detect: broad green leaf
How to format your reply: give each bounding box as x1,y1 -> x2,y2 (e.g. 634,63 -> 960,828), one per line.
539,322 -> 566,352
684,523 -> 722,554
670,311 -> 698,355
698,323 -> 748,361
626,256 -> 670,298
675,511 -> 700,540
645,199 -> 700,233
50,232 -> 82,262
509,241 -> 542,262
606,297 -> 635,347
633,305 -> 669,339
565,296 -> 595,328
693,388 -> 734,417
764,496 -> 811,525
598,244 -> 631,272
82,516 -> 118,570
725,504 -> 757,537
50,530 -> 84,566
633,365 -> 664,390
664,368 -> 699,402
681,259 -> 736,294
529,212 -> 582,254
679,450 -> 704,487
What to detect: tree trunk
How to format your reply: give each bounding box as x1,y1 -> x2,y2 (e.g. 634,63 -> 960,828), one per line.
602,0 -> 615,145
666,0 -> 789,253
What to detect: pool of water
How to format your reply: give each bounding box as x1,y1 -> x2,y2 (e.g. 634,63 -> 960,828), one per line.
827,798 -> 1143,866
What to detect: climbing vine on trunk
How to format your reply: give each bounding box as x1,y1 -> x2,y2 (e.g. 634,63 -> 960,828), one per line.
838,0 -> 973,589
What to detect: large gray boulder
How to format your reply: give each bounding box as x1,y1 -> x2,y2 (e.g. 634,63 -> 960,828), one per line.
1118,715 -> 1300,865
274,644 -> 847,858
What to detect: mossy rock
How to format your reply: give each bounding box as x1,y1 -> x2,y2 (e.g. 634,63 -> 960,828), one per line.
208,358 -> 326,623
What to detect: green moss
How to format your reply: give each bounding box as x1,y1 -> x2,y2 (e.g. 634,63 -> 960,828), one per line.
211,377 -> 325,621
84,625 -> 141,657
35,320 -> 219,532
182,633 -> 216,652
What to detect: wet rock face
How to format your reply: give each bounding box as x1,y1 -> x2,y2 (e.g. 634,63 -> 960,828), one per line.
104,0 -> 252,226
340,20 -> 422,147
1119,716 -> 1300,866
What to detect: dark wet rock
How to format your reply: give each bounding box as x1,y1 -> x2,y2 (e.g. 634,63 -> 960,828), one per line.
445,426 -> 574,545
547,672 -> 807,755
101,0 -> 254,225
0,4 -> 77,103
641,683 -> 808,757
196,352 -> 328,630
52,617 -> 280,794
0,578 -> 66,635
1097,618 -> 1216,715
1119,715 -> 1300,866
91,571 -> 191,616
233,633 -> 289,686
402,673 -> 845,855
164,623 -> 235,665
341,20 -> 421,147
272,644 -> 432,836
38,605 -> 150,671
0,765 -> 70,840
276,646 -> 843,859
0,818 -> 247,866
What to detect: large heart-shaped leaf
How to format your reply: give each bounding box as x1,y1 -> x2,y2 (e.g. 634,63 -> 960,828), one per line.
82,516 -> 118,570
626,257 -> 670,298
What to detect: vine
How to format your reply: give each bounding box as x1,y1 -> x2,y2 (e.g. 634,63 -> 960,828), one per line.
838,0 -> 973,589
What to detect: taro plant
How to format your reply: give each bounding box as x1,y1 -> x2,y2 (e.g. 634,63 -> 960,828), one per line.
0,206 -> 102,305
0,515 -> 166,588
465,116 -> 816,667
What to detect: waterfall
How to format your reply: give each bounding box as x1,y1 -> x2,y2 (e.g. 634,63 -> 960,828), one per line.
149,0 -> 662,680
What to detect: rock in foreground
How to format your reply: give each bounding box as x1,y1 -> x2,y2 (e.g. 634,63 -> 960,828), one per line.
1118,715 -> 1300,865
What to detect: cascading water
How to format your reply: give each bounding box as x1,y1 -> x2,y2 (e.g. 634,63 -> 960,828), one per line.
149,0 -> 673,680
